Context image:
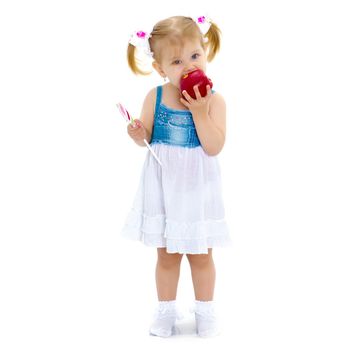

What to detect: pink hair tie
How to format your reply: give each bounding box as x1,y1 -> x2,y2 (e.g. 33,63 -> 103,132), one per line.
192,15 -> 212,36
129,30 -> 153,58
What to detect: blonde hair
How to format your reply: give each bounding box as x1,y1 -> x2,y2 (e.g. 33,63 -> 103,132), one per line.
127,16 -> 221,75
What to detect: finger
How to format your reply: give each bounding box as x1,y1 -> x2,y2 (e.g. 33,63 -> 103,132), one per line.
182,90 -> 193,102
127,125 -> 135,134
206,84 -> 212,98
180,97 -> 190,108
132,120 -> 141,129
129,124 -> 139,134
194,85 -> 202,100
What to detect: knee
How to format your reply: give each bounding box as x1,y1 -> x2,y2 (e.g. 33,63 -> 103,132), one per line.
187,250 -> 213,269
157,248 -> 183,269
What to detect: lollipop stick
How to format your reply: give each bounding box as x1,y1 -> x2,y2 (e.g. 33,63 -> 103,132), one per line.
143,139 -> 162,166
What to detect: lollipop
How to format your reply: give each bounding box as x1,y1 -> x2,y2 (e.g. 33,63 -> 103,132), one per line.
117,103 -> 162,166
180,69 -> 213,99
117,102 -> 134,125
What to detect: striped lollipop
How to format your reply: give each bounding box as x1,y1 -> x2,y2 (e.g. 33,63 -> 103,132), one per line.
117,102 -> 135,125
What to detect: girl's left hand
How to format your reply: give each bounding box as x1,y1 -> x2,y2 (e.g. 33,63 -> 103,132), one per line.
180,84 -> 212,116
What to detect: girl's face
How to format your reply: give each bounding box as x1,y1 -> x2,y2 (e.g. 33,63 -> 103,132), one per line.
153,39 -> 207,90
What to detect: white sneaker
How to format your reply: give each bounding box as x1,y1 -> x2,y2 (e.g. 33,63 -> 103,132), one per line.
193,300 -> 220,337
149,300 -> 181,337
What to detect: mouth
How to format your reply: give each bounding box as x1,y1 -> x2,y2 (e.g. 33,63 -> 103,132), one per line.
182,69 -> 198,78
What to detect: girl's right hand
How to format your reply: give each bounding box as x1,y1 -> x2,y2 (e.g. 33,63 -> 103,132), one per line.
127,119 -> 147,143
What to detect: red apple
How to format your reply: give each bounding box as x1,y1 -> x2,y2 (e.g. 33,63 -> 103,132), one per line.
180,69 -> 213,99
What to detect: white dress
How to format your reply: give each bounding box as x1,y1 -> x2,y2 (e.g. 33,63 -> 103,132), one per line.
121,86 -> 231,254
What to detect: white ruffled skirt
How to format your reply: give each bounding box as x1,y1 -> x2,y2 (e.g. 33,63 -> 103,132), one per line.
121,144 -> 231,254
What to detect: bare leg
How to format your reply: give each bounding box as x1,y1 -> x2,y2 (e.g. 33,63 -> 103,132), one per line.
187,249 -> 216,301
156,248 -> 183,301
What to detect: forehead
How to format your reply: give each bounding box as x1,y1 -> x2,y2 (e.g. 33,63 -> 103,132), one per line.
160,38 -> 203,61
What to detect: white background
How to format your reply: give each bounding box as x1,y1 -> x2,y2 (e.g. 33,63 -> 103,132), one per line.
1,0 -> 349,349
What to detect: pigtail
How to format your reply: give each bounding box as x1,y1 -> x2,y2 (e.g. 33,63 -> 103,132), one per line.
204,21 -> 221,62
127,43 -> 152,75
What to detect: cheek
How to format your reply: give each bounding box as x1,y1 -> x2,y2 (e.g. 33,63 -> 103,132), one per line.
170,68 -> 183,80
171,75 -> 181,87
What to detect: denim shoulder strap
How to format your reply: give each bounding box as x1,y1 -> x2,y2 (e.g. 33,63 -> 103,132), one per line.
154,85 -> 162,117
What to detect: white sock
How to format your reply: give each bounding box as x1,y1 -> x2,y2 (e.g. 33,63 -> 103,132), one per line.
149,300 -> 179,337
194,300 -> 220,337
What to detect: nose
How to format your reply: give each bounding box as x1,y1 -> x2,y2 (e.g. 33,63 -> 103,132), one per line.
183,65 -> 196,75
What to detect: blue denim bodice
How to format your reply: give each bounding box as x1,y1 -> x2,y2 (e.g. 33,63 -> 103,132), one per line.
150,86 -> 201,148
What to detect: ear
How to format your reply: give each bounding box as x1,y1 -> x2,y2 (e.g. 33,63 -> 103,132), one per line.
152,61 -> 166,78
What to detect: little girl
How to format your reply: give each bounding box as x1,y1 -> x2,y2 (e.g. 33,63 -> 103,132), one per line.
121,15 -> 231,337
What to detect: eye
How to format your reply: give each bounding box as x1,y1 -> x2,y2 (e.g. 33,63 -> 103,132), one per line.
172,59 -> 181,65
192,53 -> 200,60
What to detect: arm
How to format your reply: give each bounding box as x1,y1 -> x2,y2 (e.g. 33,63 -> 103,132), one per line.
181,85 -> 226,156
127,88 -> 156,147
